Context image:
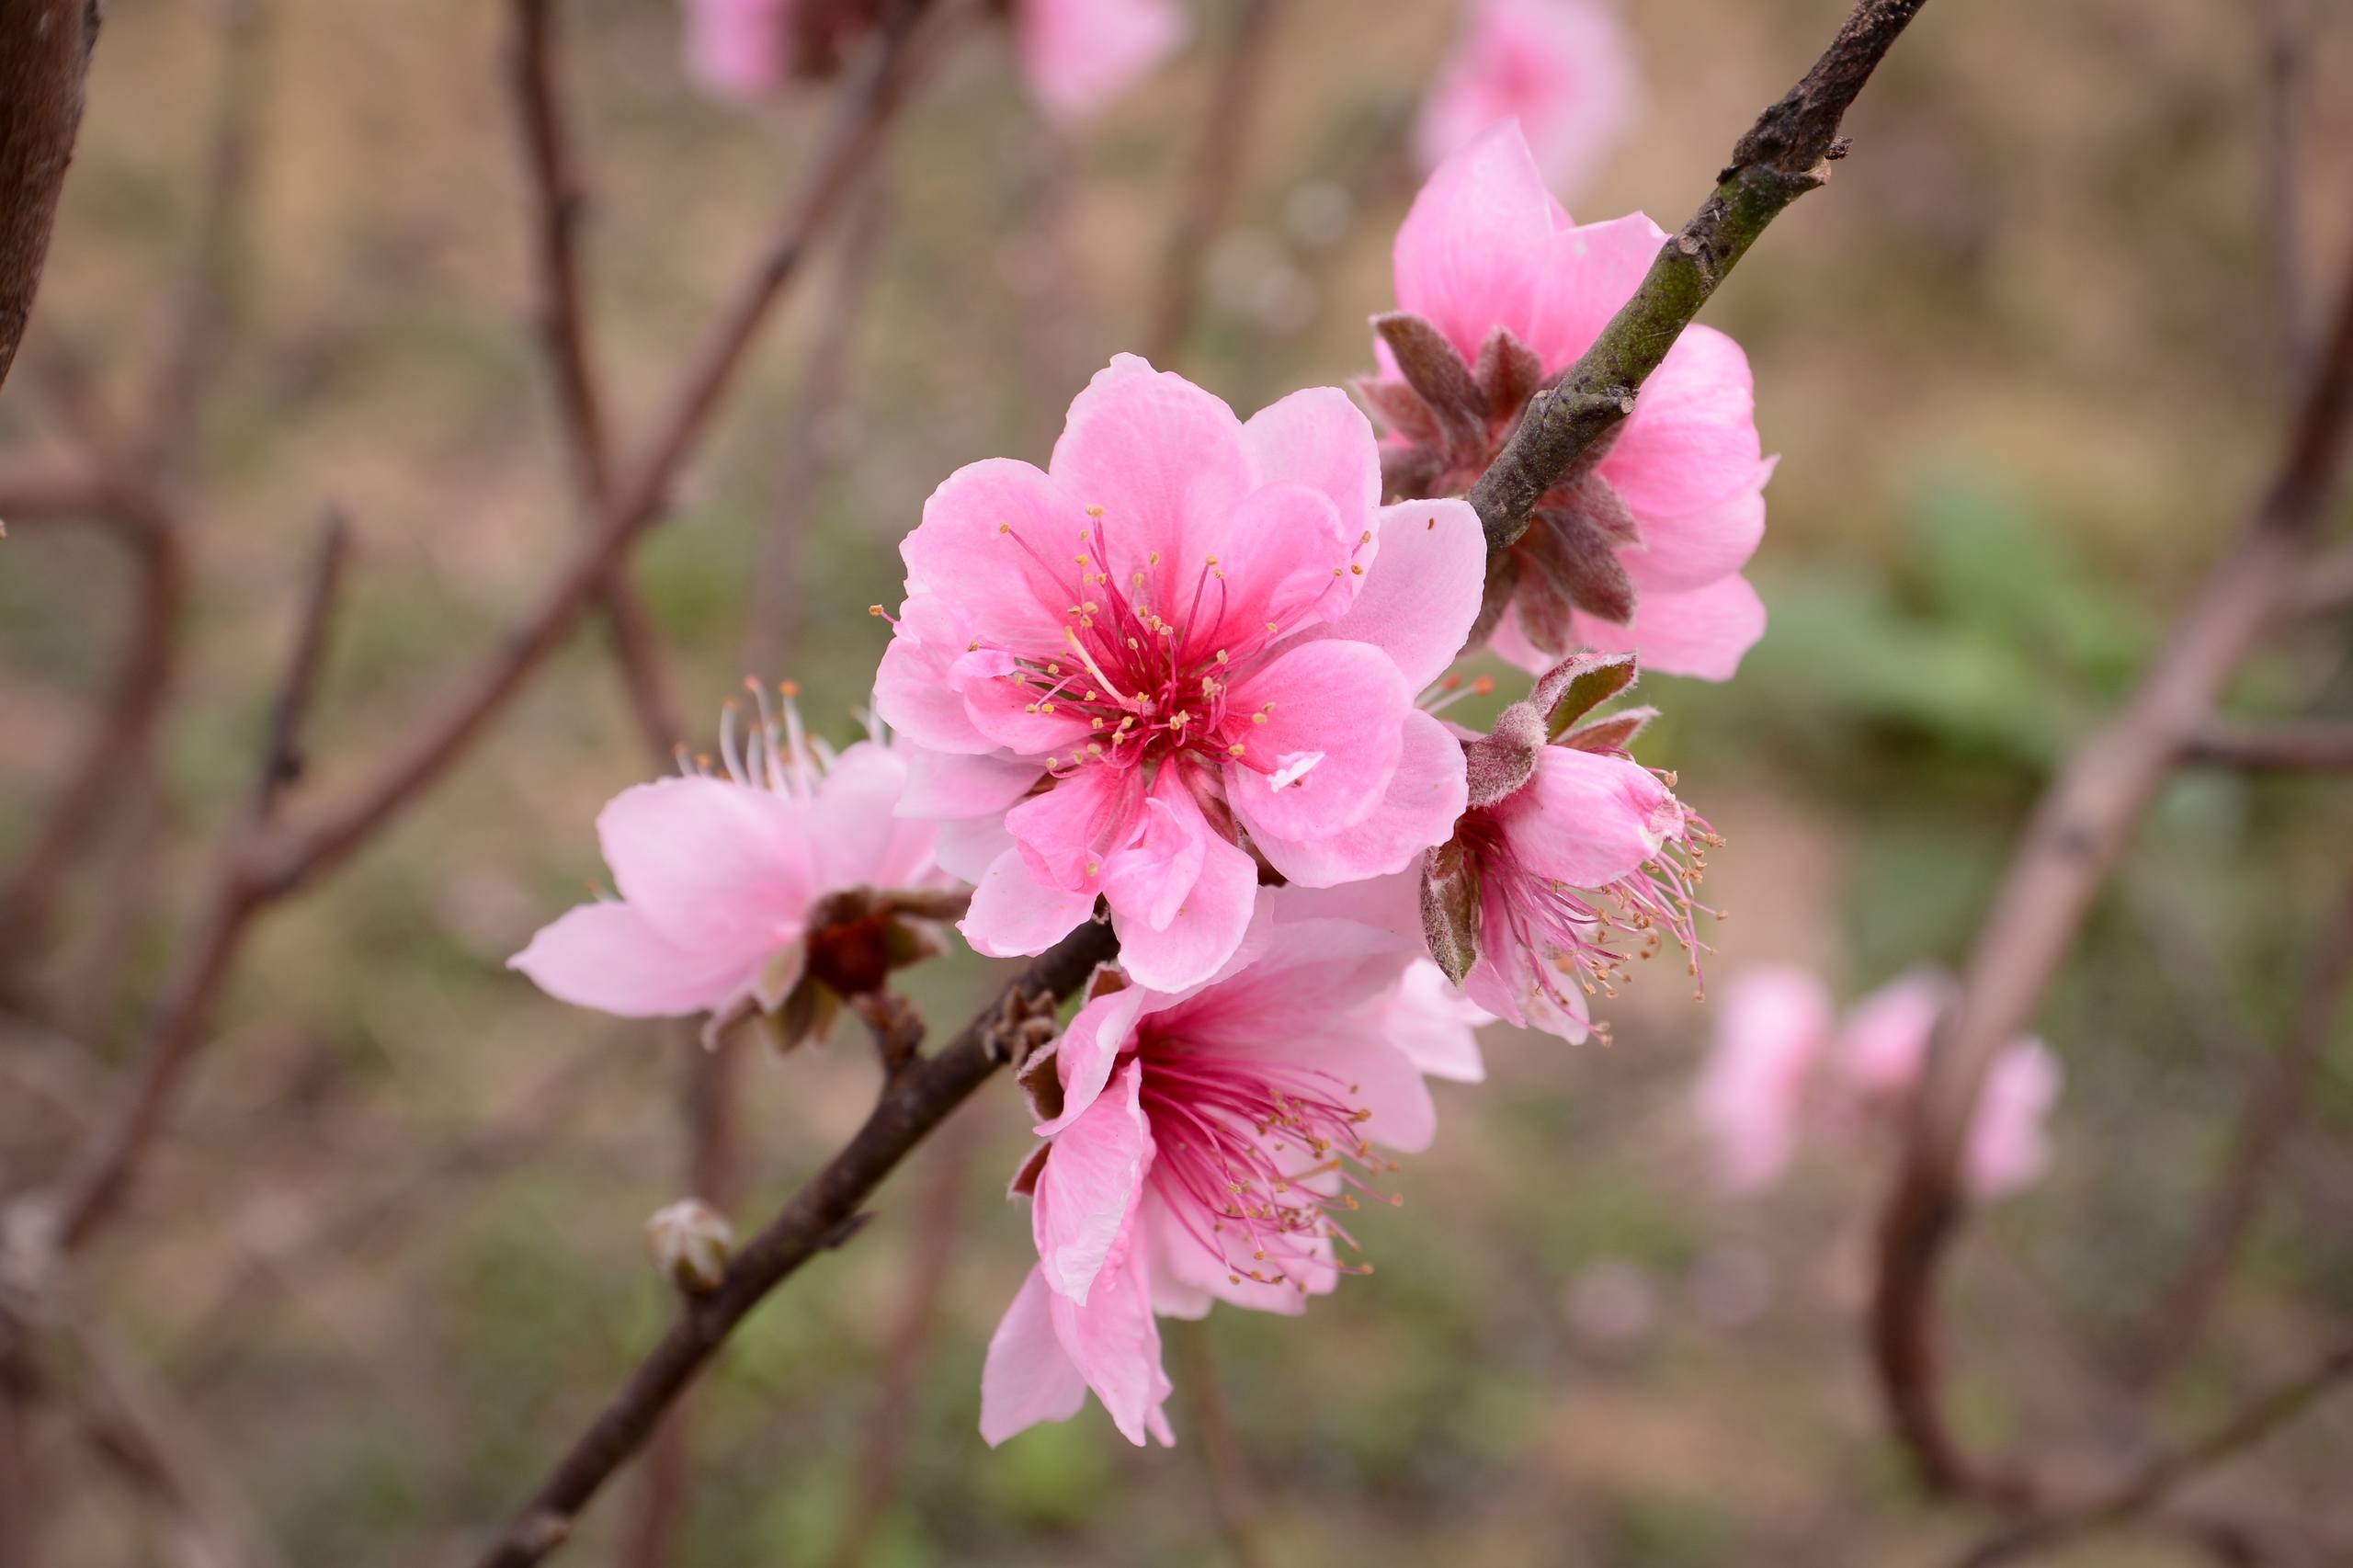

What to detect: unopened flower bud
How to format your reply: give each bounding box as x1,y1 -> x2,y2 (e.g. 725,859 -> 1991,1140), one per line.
647,1199 -> 733,1295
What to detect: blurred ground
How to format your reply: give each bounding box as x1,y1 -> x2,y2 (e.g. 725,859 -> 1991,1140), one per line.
3,0 -> 2351,1563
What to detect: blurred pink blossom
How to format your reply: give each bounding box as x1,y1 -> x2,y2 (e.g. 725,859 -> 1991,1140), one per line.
982,900 -> 1473,1447
509,694 -> 938,1038
1692,966 -> 2063,1201
876,354 -> 1485,993
678,0 -> 1186,121
1367,122 -> 1772,681
1415,0 -> 1640,197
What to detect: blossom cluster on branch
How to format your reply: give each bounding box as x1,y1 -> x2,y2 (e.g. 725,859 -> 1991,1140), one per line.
514,76 -> 1765,1443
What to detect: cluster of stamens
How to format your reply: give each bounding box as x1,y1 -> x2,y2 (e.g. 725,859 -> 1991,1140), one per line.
1136,1041 -> 1403,1293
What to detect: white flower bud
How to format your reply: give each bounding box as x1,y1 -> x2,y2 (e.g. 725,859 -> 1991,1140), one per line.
646,1199 -> 733,1295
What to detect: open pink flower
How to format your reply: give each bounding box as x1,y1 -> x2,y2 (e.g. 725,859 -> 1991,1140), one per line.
510,692 -> 940,1041
1692,967 -> 1834,1191
1415,0 -> 1639,198
1412,654 -> 1714,1043
981,900 -> 1472,1447
878,354 -> 1486,993
1690,966 -> 2063,1201
678,0 -> 1185,121
1365,121 -> 1772,681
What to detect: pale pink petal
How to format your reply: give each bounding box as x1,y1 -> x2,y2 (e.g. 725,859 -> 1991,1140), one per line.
1047,355 -> 1253,584
680,0 -> 785,101
875,604 -> 998,756
1045,1228 -> 1172,1445
1299,499 -> 1486,692
901,458 -> 1093,655
1185,481 -> 1354,652
1110,780 -> 1257,992
508,902 -> 765,1019
934,813 -> 1015,885
1040,985 -> 1149,1135
1221,640 -> 1408,841
1392,121 -> 1565,361
1142,1185 -> 1328,1317
1098,794 -> 1206,934
1385,960 -> 1492,1084
597,778 -> 816,953
1489,745 -> 1678,888
1157,915 -> 1408,1051
1567,572 -> 1768,683
1965,1039 -> 2061,1200
1693,966 -> 1836,1191
1618,460 -> 1773,595
810,742 -> 934,890
1241,709 -> 1465,888
1414,0 -> 1640,199
896,744 -> 1040,823
1033,1062 -> 1153,1303
1017,0 -> 1187,124
960,847 -> 1096,959
1524,210 -> 1668,368
1600,324 -> 1764,519
980,1266 -> 1092,1446
1834,971 -> 1949,1101
1238,387 -> 1382,577
1464,929 -> 1592,1042
1006,763 -> 1146,893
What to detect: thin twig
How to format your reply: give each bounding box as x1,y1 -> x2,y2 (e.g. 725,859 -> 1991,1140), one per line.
1141,0 -> 1285,367
0,0 -> 99,392
619,1030 -> 744,1568
1870,251 -> 2353,1498
1463,0 -> 1931,551
2289,540 -> 2353,615
2182,721 -> 2353,772
743,181 -> 892,683
2127,884 -> 2353,1393
822,1109 -> 981,1568
1955,1344 -> 2353,1568
2257,0 -> 2310,381
507,0 -> 683,766
466,919 -> 1117,1568
1173,1318 -> 1278,1568
42,513 -> 352,1249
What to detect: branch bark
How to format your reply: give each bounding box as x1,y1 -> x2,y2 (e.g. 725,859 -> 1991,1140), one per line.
1464,0 -> 1930,550
507,0 -> 683,767
466,919 -> 1117,1568
0,0 -> 97,392
2182,720 -> 2353,772
1870,248 -> 2353,1497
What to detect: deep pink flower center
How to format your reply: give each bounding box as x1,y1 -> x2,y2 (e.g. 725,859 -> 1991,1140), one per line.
1130,1034 -> 1397,1293
988,513 -> 1337,782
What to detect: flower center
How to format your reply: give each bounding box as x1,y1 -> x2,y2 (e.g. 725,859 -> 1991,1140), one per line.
1134,1040 -> 1399,1293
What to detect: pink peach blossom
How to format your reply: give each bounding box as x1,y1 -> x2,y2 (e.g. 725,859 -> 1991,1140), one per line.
981,900 -> 1471,1447
1366,121 -> 1772,681
509,693 -> 939,1039
1690,966 -> 2063,1202
1414,0 -> 1640,198
1692,967 -> 1834,1192
878,354 -> 1486,993
677,0 -> 1185,120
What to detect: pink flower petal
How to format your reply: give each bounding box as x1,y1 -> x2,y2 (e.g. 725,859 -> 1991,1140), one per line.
1098,794 -> 1207,933
1490,745 -> 1678,888
1047,355 -> 1254,583
680,0 -> 786,101
1966,1039 -> 2061,1200
508,901 -> 765,1019
960,846 -> 1097,959
1109,778 -> 1258,992
1693,966 -> 1836,1191
1413,0 -> 1641,199
1242,708 -> 1465,887
596,777 -> 816,953
874,600 -> 997,756
896,744 -> 1040,823
1045,1224 -> 1172,1445
1545,572 -> 1768,683
1222,640 -> 1408,842
980,1266 -> 1091,1446
1524,210 -> 1667,368
1618,460 -> 1773,595
1239,386 -> 1382,578
1834,971 -> 1947,1100
1006,762 -> 1146,894
902,458 -> 1094,656
1300,499 -> 1487,692
1017,0 -> 1188,124
1385,960 -> 1492,1084
1041,984 -> 1150,1135
1600,324 -> 1764,519
810,741 -> 936,891
1033,1061 -> 1153,1303
1392,121 -> 1566,362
